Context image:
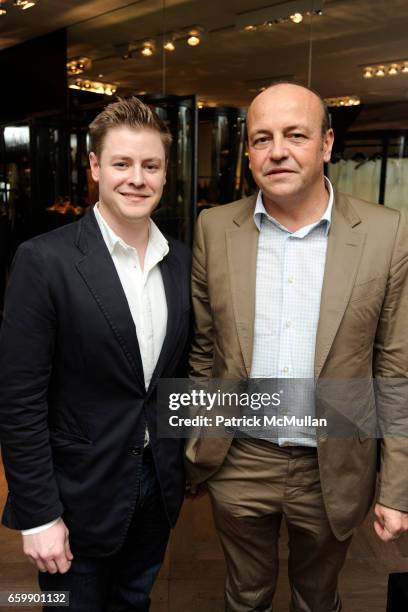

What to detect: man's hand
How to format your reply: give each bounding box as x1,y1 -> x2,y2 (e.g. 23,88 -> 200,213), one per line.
185,481 -> 208,500
22,518 -> 73,574
374,503 -> 408,542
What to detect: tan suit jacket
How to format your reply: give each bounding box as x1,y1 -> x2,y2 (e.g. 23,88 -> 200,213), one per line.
185,191 -> 408,540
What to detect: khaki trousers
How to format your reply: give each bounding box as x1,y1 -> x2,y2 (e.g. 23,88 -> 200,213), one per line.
207,438 -> 352,612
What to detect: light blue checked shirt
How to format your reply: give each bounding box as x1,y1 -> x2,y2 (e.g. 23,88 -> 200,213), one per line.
249,178 -> 334,447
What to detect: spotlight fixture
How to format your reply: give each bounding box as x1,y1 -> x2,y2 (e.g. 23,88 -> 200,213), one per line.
187,30 -> 201,46
163,41 -> 176,51
69,78 -> 117,96
187,35 -> 200,46
141,42 -> 154,56
0,1 -> 6,14
362,60 -> 408,79
290,13 -> 303,23
324,95 -> 361,108
67,57 -> 92,76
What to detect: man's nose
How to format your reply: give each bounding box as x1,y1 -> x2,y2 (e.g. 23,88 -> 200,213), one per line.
128,165 -> 145,186
268,137 -> 288,160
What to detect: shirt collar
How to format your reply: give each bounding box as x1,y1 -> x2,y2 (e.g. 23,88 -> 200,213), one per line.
93,203 -> 169,260
253,176 -> 334,236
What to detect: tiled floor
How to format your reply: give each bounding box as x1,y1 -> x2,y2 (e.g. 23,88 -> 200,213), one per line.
1,464 -> 408,611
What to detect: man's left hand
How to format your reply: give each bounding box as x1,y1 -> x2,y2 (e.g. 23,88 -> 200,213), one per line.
374,503 -> 408,542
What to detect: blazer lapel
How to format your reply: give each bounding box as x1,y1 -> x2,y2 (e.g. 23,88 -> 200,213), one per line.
314,193 -> 366,378
147,252 -> 182,391
75,211 -> 145,388
226,196 -> 258,376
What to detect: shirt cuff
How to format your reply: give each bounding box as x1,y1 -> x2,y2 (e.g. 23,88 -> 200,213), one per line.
21,518 -> 60,535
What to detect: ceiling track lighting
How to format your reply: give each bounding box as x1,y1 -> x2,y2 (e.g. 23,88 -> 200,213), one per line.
0,0 -> 37,13
68,78 -> 117,96
236,0 -> 323,31
119,25 -> 205,58
324,95 -> 361,108
14,0 -> 36,8
362,60 -> 408,79
67,57 -> 92,76
242,10 -> 322,31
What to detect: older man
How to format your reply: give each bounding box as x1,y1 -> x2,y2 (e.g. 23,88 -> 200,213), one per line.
186,83 -> 408,612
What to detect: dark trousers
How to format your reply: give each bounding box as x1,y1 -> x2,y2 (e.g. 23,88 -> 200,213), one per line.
39,447 -> 170,612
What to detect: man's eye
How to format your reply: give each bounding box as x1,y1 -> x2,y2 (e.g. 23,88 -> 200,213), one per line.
146,164 -> 160,171
253,137 -> 270,146
114,162 -> 127,168
290,133 -> 305,139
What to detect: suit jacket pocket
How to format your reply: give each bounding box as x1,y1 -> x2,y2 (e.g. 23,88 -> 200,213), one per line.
49,428 -> 93,448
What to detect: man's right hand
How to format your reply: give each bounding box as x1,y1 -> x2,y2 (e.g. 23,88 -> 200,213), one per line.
22,518 -> 73,574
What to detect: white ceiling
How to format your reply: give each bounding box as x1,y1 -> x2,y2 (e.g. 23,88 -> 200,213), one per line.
2,0 -> 408,107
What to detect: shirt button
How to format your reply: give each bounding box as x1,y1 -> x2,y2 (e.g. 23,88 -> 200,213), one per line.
288,277 -> 294,284
129,446 -> 142,456
285,321 -> 292,328
283,367 -> 289,373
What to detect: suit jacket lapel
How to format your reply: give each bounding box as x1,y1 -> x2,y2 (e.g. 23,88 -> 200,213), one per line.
75,211 -> 145,389
314,193 -> 366,378
147,252 -> 182,391
226,195 -> 258,376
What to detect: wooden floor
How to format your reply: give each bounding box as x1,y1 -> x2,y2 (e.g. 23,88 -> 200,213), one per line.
1,463 -> 408,611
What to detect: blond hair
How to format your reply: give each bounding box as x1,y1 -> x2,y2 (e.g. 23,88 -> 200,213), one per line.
89,96 -> 172,158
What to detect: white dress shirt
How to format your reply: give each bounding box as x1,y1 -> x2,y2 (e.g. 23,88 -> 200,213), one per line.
22,205 -> 168,535
247,178 -> 334,447
94,204 -> 168,390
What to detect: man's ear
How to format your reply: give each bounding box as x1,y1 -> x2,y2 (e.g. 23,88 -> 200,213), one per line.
323,129 -> 334,163
89,152 -> 100,182
163,158 -> 169,185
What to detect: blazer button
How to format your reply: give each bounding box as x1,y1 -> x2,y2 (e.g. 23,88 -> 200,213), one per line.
129,446 -> 142,456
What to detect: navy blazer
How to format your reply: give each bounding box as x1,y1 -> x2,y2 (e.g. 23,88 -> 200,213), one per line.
0,210 -> 191,556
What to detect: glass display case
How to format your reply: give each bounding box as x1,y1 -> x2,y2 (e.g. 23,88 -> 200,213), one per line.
197,107 -> 248,211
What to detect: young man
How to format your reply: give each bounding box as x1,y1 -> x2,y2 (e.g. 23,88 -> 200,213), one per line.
0,97 -> 191,611
185,83 -> 408,611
